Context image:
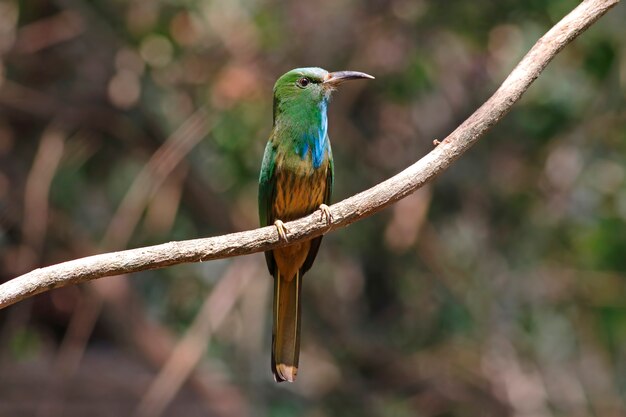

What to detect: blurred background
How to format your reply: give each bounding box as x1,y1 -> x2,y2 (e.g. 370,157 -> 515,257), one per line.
0,0 -> 625,416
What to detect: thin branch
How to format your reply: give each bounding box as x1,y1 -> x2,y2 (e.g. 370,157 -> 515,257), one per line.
15,124 -> 66,273
0,0 -> 620,310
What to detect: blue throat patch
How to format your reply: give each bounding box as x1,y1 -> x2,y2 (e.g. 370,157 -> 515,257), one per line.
299,99 -> 328,169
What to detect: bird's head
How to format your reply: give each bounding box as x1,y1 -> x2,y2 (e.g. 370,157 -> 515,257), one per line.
272,67 -> 374,122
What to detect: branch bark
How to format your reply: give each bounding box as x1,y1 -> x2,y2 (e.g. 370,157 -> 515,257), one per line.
0,0 -> 620,310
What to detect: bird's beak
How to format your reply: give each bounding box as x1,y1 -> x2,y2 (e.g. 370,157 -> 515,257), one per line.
323,71 -> 375,87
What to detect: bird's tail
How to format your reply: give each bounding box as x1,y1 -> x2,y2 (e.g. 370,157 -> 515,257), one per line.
271,269 -> 302,382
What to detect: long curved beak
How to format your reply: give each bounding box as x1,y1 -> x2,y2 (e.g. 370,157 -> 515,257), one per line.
323,71 -> 375,87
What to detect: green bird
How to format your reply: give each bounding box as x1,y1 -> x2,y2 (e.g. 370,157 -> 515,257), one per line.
259,67 -> 373,382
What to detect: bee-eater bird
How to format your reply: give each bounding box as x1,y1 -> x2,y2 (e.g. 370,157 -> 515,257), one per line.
258,67 -> 373,382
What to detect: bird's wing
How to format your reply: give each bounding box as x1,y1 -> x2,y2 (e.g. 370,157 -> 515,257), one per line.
259,140 -> 277,275
300,142 -> 334,275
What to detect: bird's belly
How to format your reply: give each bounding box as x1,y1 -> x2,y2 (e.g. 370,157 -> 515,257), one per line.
273,167 -> 327,221
272,167 -> 328,280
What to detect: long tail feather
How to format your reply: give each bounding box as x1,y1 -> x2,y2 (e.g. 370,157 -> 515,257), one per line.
271,270 -> 302,382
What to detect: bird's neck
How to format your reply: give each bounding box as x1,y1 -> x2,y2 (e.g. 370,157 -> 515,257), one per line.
274,99 -> 329,169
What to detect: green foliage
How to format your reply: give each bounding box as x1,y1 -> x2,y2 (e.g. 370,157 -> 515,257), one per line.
584,38 -> 617,81
9,328 -> 42,360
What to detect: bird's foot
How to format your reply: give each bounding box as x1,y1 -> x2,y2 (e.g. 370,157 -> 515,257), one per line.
318,204 -> 333,225
274,219 -> 289,241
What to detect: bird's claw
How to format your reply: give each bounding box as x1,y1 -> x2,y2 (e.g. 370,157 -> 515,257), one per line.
274,220 -> 289,241
318,204 -> 333,225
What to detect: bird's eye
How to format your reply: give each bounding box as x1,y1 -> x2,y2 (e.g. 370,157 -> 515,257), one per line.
296,77 -> 310,88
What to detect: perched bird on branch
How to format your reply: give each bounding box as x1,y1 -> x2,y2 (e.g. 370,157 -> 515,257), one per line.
258,67 -> 373,382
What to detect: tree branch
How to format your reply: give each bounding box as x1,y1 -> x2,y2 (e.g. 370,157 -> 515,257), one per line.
0,0 -> 619,310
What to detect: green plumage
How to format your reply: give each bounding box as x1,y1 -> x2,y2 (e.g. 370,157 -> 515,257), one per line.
259,67 -> 373,382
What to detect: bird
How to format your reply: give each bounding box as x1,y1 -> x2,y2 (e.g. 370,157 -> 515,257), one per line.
258,67 -> 374,382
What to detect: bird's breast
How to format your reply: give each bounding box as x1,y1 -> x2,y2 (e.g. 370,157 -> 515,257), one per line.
273,161 -> 328,222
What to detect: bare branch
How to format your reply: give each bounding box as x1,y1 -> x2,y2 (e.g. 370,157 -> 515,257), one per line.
0,0 -> 620,310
